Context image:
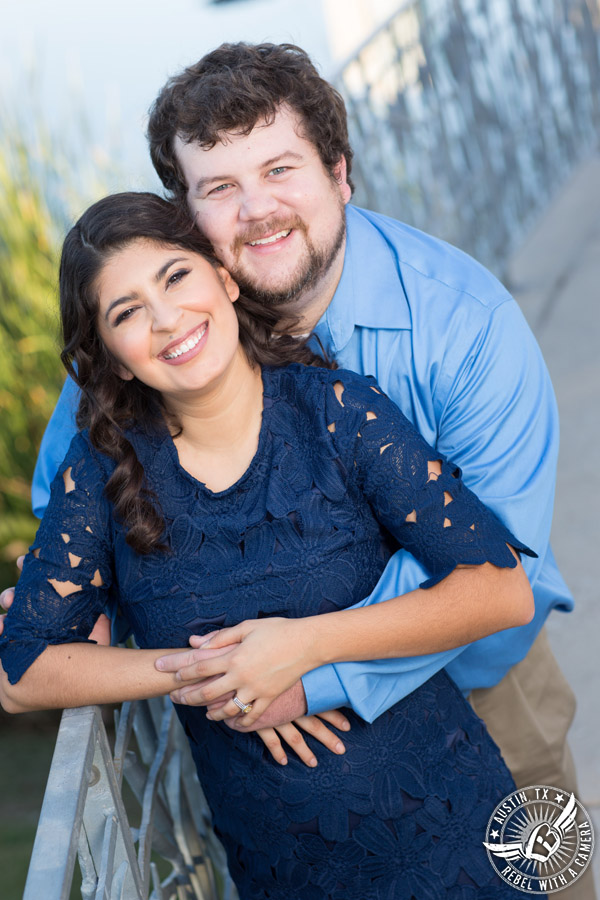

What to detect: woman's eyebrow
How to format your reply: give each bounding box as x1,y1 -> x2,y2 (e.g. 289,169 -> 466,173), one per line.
154,257 -> 187,282
104,294 -> 137,321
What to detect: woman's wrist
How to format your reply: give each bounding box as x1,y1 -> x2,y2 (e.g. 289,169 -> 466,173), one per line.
297,615 -> 333,672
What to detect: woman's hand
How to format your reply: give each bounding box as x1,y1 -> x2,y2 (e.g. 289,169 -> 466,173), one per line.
254,710 -> 351,767
159,616 -> 320,727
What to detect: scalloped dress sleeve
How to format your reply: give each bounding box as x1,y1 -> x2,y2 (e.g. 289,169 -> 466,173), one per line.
324,370 -> 536,588
0,433 -> 114,684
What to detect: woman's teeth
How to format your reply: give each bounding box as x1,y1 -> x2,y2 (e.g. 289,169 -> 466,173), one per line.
248,229 -> 291,247
163,325 -> 207,359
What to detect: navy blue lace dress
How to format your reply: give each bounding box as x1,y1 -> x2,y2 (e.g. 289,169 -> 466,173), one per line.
1,365 -> 537,899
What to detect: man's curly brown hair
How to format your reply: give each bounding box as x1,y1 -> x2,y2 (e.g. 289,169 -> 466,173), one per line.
147,42 -> 354,202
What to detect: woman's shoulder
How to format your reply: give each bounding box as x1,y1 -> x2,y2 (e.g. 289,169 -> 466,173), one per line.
266,364 -> 388,434
57,429 -> 115,485
61,428 -> 97,468
267,362 -> 378,396
61,425 -> 156,479
266,364 -> 394,458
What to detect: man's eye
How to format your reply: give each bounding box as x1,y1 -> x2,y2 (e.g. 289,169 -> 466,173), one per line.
269,167 -> 288,176
209,183 -> 232,195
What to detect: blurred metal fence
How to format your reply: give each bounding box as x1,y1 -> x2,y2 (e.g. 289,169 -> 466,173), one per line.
24,699 -> 237,900
335,0 -> 600,274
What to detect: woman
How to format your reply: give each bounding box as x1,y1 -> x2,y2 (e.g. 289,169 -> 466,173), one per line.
0,193 -> 536,899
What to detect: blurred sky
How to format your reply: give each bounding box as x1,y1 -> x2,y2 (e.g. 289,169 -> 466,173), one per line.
0,0 -> 336,189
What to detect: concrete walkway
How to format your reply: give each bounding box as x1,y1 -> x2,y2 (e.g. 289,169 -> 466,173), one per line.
507,154 -> 600,884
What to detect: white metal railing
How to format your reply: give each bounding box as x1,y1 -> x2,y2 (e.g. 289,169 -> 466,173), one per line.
335,0 -> 600,275
24,699 -> 237,900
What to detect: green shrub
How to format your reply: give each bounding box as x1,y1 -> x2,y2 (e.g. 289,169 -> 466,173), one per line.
0,110 -> 116,589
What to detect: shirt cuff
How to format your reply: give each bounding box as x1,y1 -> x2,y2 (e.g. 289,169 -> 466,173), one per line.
302,664 -> 349,715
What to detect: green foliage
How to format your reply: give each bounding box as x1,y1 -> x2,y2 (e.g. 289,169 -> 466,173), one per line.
0,110 -> 115,589
0,129 -> 63,583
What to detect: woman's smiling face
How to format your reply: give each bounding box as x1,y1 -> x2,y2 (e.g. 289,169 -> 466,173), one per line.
95,238 -> 242,400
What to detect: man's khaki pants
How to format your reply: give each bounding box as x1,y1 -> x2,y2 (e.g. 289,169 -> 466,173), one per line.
469,627 -> 596,899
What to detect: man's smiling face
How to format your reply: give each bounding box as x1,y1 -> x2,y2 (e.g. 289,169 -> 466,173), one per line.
175,105 -> 351,312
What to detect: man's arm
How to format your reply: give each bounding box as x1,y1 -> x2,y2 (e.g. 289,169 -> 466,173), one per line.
237,552 -> 464,728
32,375 -> 80,517
302,299 -> 564,720
301,553 -> 465,722
161,550 -> 532,727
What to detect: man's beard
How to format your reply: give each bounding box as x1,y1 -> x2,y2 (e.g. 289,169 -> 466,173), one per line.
227,210 -> 346,308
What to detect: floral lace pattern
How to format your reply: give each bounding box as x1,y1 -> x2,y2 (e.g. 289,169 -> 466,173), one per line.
1,365 -> 536,898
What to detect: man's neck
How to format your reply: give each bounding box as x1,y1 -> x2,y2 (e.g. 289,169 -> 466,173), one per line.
275,234 -> 346,335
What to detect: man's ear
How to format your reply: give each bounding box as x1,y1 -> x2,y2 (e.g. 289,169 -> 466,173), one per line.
333,156 -> 352,204
216,267 -> 241,303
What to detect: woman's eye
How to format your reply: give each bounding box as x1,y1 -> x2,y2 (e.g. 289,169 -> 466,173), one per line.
269,167 -> 288,176
167,269 -> 189,287
114,307 -> 137,326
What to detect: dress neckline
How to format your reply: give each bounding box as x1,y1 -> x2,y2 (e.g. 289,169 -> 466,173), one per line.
160,366 -> 274,498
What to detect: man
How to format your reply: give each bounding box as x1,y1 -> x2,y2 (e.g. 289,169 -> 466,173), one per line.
21,43 -> 582,806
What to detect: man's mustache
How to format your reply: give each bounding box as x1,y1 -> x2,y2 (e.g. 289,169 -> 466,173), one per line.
231,216 -> 307,255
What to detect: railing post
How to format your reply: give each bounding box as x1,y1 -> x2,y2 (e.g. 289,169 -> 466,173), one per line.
25,700 -> 235,900
24,706 -> 97,900
80,708 -> 145,899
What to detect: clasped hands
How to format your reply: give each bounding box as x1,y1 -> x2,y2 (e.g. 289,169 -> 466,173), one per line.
157,616 -> 315,726
154,616 -> 352,767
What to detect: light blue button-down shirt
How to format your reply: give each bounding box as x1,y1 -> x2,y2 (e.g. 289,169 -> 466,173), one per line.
32,205 -> 573,722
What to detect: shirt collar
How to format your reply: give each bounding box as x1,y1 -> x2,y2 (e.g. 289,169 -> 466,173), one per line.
314,205 -> 411,354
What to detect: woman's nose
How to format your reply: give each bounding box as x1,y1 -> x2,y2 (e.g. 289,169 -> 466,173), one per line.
151,303 -> 183,333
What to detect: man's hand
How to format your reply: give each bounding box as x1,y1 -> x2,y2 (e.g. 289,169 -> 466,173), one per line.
209,680 -> 308,729
88,614 -> 112,646
254,710 -> 351,766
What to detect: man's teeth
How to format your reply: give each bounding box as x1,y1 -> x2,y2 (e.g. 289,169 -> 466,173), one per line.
248,229 -> 291,247
163,325 -> 206,359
